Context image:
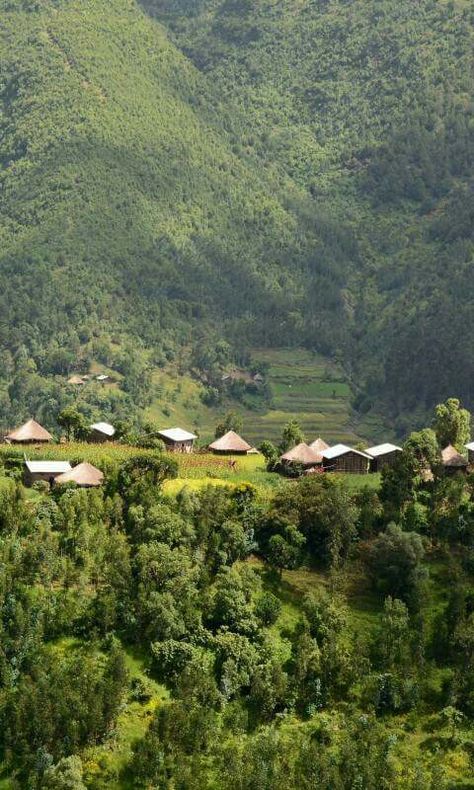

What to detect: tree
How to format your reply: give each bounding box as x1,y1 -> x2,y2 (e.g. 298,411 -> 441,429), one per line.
366,524 -> 426,611
57,407 -> 88,442
375,596 -> 412,671
215,411 -> 243,439
42,756 -> 87,789
433,398 -> 471,450
280,419 -> 304,452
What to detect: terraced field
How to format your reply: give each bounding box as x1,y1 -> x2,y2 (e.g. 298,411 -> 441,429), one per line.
245,349 -> 361,446
146,348 -> 366,447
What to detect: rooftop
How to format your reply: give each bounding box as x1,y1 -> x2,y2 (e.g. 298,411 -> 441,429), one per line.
90,422 -> 116,437
208,430 -> 252,453
158,428 -> 197,442
25,461 -> 72,474
366,442 -> 403,457
323,444 -> 372,460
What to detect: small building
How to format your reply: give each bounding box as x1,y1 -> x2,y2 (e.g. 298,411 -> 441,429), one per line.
322,444 -> 371,474
208,430 -> 253,455
365,442 -> 403,473
24,460 -> 72,487
55,462 -> 104,488
67,375 -> 85,386
158,428 -> 197,454
89,422 -> 116,443
441,445 -> 468,475
465,442 -> 474,466
280,443 -> 322,469
6,419 -> 53,444
96,374 -> 110,383
309,437 -> 330,460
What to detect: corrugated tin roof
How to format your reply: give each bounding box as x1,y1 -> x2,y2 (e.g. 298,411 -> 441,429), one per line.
25,461 -> 72,474
90,422 -> 115,437
158,428 -> 197,442
365,443 -> 403,457
323,444 -> 372,460
465,442 -> 474,451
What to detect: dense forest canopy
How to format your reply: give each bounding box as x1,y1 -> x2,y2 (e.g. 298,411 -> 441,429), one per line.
0,0 -> 473,421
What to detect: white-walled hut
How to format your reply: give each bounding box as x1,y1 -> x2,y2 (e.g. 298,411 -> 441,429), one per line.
208,430 -> 253,455
55,462 -> 104,488
465,442 -> 474,465
366,442 -> 403,472
24,460 -> 72,487
158,427 -> 197,454
6,419 -> 53,444
441,445 -> 468,475
280,443 -> 322,470
322,444 -> 371,474
89,422 -> 116,443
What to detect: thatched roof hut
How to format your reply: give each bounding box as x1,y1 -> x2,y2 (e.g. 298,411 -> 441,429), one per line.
6,419 -> 53,444
308,437 -> 330,460
55,462 -> 104,488
208,430 -> 253,455
280,443 -> 321,468
441,444 -> 468,473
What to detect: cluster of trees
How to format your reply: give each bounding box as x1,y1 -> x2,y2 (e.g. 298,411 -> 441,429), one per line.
1,399 -> 474,785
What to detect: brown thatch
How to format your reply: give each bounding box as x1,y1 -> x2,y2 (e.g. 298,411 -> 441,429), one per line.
67,375 -> 85,385
208,430 -> 253,454
55,462 -> 104,488
441,445 -> 468,469
309,437 -> 330,461
280,443 -> 321,467
6,419 -> 53,444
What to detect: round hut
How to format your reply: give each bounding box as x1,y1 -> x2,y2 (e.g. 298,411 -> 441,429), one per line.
55,462 -> 104,488
208,430 -> 253,455
6,419 -> 53,444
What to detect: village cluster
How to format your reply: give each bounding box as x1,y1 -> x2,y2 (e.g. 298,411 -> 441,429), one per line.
4,416 -> 474,490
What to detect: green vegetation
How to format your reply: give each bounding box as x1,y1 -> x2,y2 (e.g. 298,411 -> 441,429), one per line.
0,404 -> 474,786
0,0 -> 472,435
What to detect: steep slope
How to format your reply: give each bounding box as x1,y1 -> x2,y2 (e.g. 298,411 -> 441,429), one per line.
0,0 -> 330,376
144,0 -> 474,422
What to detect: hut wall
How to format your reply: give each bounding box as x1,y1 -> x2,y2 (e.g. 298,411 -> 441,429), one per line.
469,449 -> 474,465
89,430 -> 112,444
163,438 -> 194,454
24,470 -> 61,487
371,452 -> 401,473
326,452 -> 369,474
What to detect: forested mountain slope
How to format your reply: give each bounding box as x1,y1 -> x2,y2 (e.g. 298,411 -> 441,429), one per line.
143,0 -> 474,421
0,0 -> 473,429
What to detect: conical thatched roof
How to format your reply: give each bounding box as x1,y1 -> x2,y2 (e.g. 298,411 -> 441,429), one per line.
208,430 -> 252,454
67,375 -> 85,385
55,462 -> 104,487
6,419 -> 53,443
441,444 -> 468,468
280,443 -> 321,467
308,437 -> 330,460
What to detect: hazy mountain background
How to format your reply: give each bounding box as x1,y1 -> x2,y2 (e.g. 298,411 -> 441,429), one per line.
0,0 -> 473,431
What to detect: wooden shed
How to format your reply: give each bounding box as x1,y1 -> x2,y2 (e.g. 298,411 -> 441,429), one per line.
24,460 -> 72,487
365,443 -> 403,472
6,419 -> 53,444
89,422 -> 116,443
280,443 -> 322,469
158,428 -> 197,454
55,462 -> 104,488
208,430 -> 253,455
441,445 -> 468,475
322,444 -> 371,474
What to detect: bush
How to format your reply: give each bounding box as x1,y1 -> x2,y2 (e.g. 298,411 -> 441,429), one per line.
255,592 -> 282,626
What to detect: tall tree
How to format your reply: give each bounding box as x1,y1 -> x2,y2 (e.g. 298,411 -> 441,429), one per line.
433,398 -> 471,450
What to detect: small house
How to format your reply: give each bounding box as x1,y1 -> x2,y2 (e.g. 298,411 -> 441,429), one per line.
309,437 -> 330,460
465,442 -> 474,465
322,444 -> 371,474
208,430 -> 253,455
280,443 -> 322,469
89,422 -> 116,443
55,462 -> 104,488
365,442 -> 403,472
158,428 -> 197,454
24,460 -> 72,487
441,445 -> 468,475
6,419 -> 53,444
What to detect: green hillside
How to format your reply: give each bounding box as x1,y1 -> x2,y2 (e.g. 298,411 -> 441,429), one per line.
0,0 -> 473,434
